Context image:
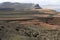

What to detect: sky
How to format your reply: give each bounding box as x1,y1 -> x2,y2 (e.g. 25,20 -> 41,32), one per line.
0,0 -> 60,5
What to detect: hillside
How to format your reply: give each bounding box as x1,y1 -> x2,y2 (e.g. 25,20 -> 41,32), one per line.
0,2 -> 60,40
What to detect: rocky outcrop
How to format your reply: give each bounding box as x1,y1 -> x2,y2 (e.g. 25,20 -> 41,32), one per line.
34,4 -> 42,9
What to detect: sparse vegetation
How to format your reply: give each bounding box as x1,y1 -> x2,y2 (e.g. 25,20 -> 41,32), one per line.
0,20 -> 60,40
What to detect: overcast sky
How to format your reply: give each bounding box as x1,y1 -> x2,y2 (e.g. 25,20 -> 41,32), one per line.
0,0 -> 60,5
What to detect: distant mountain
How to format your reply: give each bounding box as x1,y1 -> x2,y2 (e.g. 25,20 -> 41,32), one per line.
0,2 -> 35,11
